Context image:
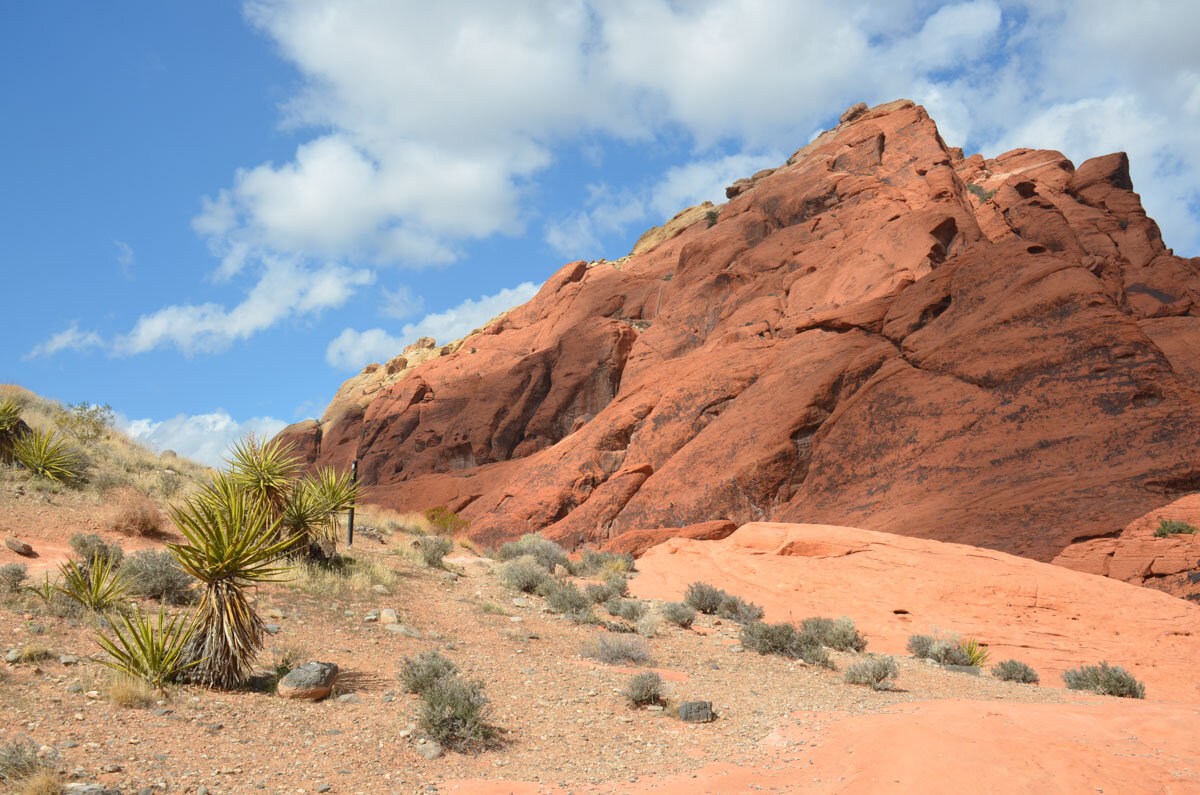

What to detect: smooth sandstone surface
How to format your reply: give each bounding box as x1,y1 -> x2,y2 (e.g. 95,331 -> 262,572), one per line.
278,100 -> 1200,592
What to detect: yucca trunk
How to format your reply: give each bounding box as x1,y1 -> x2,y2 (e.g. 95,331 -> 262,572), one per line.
182,579 -> 263,689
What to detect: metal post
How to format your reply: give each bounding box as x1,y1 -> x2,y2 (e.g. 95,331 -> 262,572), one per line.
347,458 -> 358,547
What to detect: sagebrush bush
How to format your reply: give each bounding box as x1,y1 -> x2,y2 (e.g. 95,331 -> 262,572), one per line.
801,617 -> 867,652
906,634 -> 934,659
121,550 -> 195,605
582,635 -> 651,666
544,582 -> 595,622
605,598 -> 649,622
623,671 -> 664,706
496,534 -> 569,572
417,676 -> 498,751
1063,661 -> 1145,698
636,612 -> 662,638
717,594 -> 764,624
416,535 -> 453,567
68,533 -> 124,570
661,602 -> 696,628
574,549 -> 634,577
106,487 -> 163,536
496,555 -> 551,593
0,563 -> 27,593
991,659 -> 1039,684
400,651 -> 458,695
926,639 -> 971,666
0,736 -> 53,787
844,656 -> 898,690
585,582 -> 617,604
684,582 -> 725,614
740,621 -> 833,668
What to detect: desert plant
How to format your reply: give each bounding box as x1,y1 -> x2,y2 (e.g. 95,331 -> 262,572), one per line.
94,605 -> 201,689
0,563 -> 28,593
906,634 -> 934,659
416,535 -> 453,568
605,598 -> 648,622
544,581 -> 595,622
959,637 -> 989,667
226,434 -> 300,514
121,550 -> 195,605
623,671 -> 664,706
57,555 -> 129,612
283,466 -> 359,559
926,639 -> 971,666
991,659 -> 1039,684
1063,661 -> 1145,698
801,616 -> 867,652
844,656 -> 898,690
53,401 -> 113,444
495,534 -> 569,572
717,594 -> 764,624
68,533 -> 124,571
0,393 -> 23,464
0,736 -> 55,788
400,650 -> 458,695
23,574 -> 59,606
706,209 -> 719,227
417,676 -> 498,751
574,549 -> 634,576
740,621 -> 833,668
425,506 -> 468,535
684,582 -> 725,614
12,428 -> 82,484
496,555 -> 551,593
582,635 -> 651,666
168,472 -> 297,688
106,487 -> 163,536
1154,519 -> 1199,537
636,612 -> 662,638
585,582 -> 616,604
16,644 -> 53,663
105,674 -> 155,708
661,602 -> 696,628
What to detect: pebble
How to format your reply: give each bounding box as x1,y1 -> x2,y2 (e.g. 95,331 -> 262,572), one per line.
381,609 -> 399,624
317,786 -> 332,793
371,584 -> 391,595
385,624 -> 421,638
415,740 -> 443,760
66,684 -> 83,693
4,649 -> 19,663
336,693 -> 360,704
102,763 -> 122,773
264,624 -> 281,635
60,654 -> 79,665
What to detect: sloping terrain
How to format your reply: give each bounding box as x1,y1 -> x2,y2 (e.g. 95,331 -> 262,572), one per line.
278,99 -> 1200,583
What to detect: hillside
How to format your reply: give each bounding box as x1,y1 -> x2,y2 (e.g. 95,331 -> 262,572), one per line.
276,100 -> 1200,594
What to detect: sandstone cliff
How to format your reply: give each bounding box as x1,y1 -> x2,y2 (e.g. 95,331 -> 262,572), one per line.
277,100 -> 1200,584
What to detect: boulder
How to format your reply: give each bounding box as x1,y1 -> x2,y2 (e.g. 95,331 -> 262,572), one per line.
5,538 -> 33,556
277,662 -> 338,700
677,701 -> 715,723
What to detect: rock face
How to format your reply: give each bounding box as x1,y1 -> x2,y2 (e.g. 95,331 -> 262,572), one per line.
277,99 -> 1200,571
277,661 -> 338,700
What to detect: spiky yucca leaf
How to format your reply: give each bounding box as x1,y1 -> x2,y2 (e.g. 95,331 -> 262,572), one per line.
24,573 -> 60,605
226,434 -> 300,513
12,427 -> 82,483
288,466 -> 359,555
279,483 -> 328,554
0,394 -> 21,464
57,555 -> 128,612
168,472 -> 297,688
94,605 -> 202,689
959,637 -> 990,667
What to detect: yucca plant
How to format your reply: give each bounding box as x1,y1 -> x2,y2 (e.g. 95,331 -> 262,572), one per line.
94,605 -> 202,690
281,466 -> 359,559
168,472 -> 297,688
57,555 -> 129,612
0,393 -> 22,464
227,434 -> 300,514
24,573 -> 60,605
959,637 -> 990,667
12,427 -> 82,483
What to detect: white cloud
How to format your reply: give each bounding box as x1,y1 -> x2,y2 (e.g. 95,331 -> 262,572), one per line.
113,240 -> 135,279
115,258 -> 374,355
119,410 -> 287,468
380,284 -> 424,320
326,281 -> 541,370
25,324 -> 104,359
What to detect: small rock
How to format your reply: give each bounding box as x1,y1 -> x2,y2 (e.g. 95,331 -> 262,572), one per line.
152,707 -> 172,716
728,645 -> 744,653
363,615 -> 378,623
66,684 -> 83,693
317,786 -> 332,793
440,571 -> 458,583
415,740 -> 443,760
264,608 -> 286,620
398,728 -> 411,738
336,693 -> 360,704
102,763 -> 122,773
277,661 -> 339,700
511,598 -> 529,608
371,584 -> 391,595
27,623 -> 46,635
677,701 -> 716,723
4,649 -> 19,663
264,624 -> 281,635
343,610 -> 355,617
385,624 -> 421,638
60,654 -> 79,665
85,691 -> 100,698
61,741 -> 78,749
5,538 -> 33,556
444,642 -> 457,650
380,609 -> 398,624
647,705 -> 665,712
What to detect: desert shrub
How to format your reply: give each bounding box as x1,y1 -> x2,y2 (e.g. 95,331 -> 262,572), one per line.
586,582 -> 617,604
959,637 -> 989,667
636,612 -> 662,638
544,582 -> 595,622
684,582 -> 725,614
106,674 -> 156,708
1154,519 -> 1199,537
0,393 -> 23,464
17,644 -> 53,663
717,594 -> 764,624
991,659 -> 1039,684
400,651 -> 458,695
801,616 -> 867,652
1063,661 -> 1145,698
574,549 -> 634,577
496,534 -> 569,572
660,602 -> 696,628
0,563 -> 28,593
926,639 -> 971,666
623,671 -> 664,706
416,535 -> 453,568
95,605 -> 200,689
906,634 -> 934,659
121,550 -> 195,605
13,428 -> 82,484
0,736 -> 56,789
605,598 -> 649,622
417,676 -> 498,751
425,506 -> 468,535
603,572 -> 629,596
706,209 -> 719,227
496,555 -> 552,593
68,533 -> 124,570
106,487 -> 163,536
740,621 -> 833,668
844,656 -> 898,690
582,635 -> 652,666
53,402 -> 113,444
57,555 -> 128,612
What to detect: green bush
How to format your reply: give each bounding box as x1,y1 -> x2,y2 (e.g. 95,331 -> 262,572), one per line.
495,534 -> 569,572
660,602 -> 696,628
907,634 -> 934,658
417,535 -> 453,567
68,533 -> 124,570
740,621 -> 833,668
582,635 -> 651,666
1154,519 -> 1199,537
400,651 -> 458,695
94,605 -> 201,689
121,550 -> 195,605
57,555 -> 129,612
684,582 -> 725,614
544,582 -> 594,622
424,506 -> 468,535
417,676 -> 498,751
605,598 -> 648,622
623,671 -> 664,706
0,563 -> 28,593
1062,661 -> 1145,698
574,549 -> 634,576
705,209 -> 719,227
801,616 -> 867,652
991,659 -> 1039,684
496,555 -> 551,593
717,594 -> 763,624
53,401 -> 113,444
926,639 -> 971,666
844,656 -> 897,690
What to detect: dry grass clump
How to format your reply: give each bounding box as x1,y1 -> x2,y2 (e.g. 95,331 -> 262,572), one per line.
0,737 -> 59,794
17,644 -> 54,664
356,505 -> 434,535
844,656 -> 898,690
106,674 -> 156,708
105,487 -> 163,536
288,555 -> 399,595
573,549 -> 635,577
582,635 -> 651,666
623,671 -> 665,706
14,769 -> 64,795
660,602 -> 696,629
400,651 -> 458,695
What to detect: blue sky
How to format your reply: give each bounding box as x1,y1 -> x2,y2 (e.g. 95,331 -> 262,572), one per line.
5,1 -> 1198,465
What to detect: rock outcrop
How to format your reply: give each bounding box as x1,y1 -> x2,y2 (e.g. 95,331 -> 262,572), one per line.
277,99 -> 1200,576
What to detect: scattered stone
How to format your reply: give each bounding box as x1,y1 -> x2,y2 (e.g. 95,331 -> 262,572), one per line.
336,693 -> 360,704
839,101 -> 869,124
441,571 -> 458,583
5,538 -> 33,556
153,708 -> 172,716
371,584 -> 391,595
4,649 -> 19,663
943,664 -> 983,677
264,624 -> 281,635
385,624 -> 421,638
364,615 -> 378,623
264,607 -> 286,620
415,740 -> 443,760
512,597 -> 529,608
60,654 -> 79,665
277,661 -> 339,700
61,741 -> 78,749
728,645 -> 744,653
381,608 -> 399,624
317,786 -> 332,793
27,623 -> 46,635
102,763 -> 122,773
677,701 -> 716,723
647,705 -> 665,712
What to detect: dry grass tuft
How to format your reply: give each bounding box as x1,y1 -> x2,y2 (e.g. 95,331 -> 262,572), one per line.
355,505 -> 434,535
287,555 -> 400,595
105,487 -> 164,536
106,675 -> 155,708
15,770 -> 64,795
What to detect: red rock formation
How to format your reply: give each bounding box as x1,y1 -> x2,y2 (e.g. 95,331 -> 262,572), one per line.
277,99 -> 1200,574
